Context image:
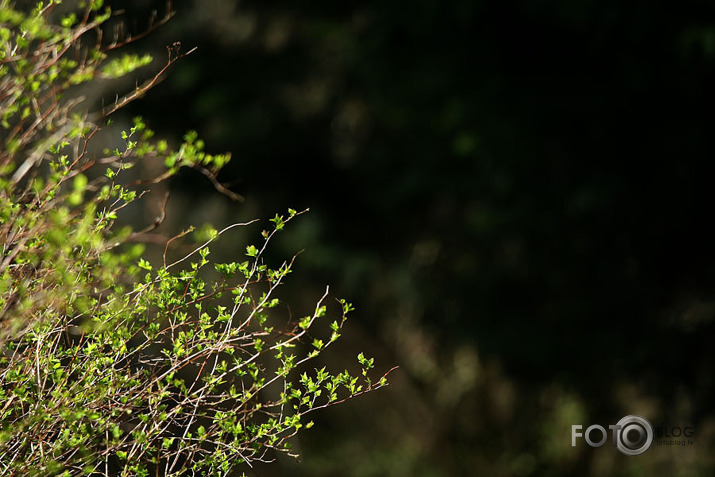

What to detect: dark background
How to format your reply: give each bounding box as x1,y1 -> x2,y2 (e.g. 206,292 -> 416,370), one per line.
106,0 -> 715,475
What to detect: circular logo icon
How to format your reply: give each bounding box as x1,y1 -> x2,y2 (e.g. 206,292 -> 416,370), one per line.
615,415 -> 653,456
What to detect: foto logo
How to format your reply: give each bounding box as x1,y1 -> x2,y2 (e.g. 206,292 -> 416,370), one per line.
572,415 -> 653,456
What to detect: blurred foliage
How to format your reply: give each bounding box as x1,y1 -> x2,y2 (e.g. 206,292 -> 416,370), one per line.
106,0 -> 715,475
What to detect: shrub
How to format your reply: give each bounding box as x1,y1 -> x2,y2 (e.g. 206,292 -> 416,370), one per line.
0,2 -> 393,475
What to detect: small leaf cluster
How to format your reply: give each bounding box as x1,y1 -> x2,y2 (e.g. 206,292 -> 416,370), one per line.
0,3 -> 392,477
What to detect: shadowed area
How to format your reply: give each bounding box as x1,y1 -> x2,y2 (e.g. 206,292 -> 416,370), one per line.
104,0 -> 715,474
